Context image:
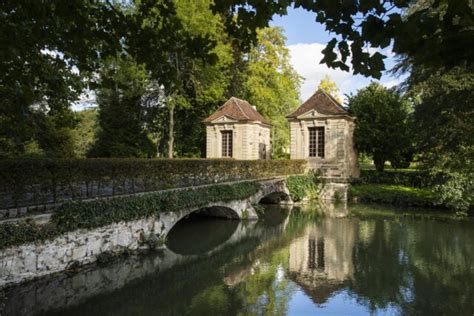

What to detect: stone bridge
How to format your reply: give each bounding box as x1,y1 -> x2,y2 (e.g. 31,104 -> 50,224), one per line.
157,177 -> 291,237
0,212 -> 292,315
0,178 -> 293,288
0,175 -> 349,288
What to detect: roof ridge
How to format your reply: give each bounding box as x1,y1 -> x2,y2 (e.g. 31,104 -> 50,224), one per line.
286,89 -> 350,118
231,97 -> 250,120
203,97 -> 272,125
318,89 -> 347,112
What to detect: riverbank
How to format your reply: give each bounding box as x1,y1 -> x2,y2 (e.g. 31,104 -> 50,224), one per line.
348,168 -> 470,213
349,184 -> 440,208
348,201 -> 474,222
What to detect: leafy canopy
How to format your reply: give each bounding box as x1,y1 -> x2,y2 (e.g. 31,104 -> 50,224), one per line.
244,27 -> 302,158
348,82 -> 412,172
409,66 -> 474,212
89,57 -> 155,158
213,0 -> 474,78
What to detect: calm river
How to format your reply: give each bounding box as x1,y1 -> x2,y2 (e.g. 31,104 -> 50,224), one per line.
2,203 -> 474,315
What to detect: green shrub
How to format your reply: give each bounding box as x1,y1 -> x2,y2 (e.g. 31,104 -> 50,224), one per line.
0,222 -> 58,249
286,171 -> 322,202
0,158 -> 306,209
349,184 -> 440,208
356,169 -> 430,188
0,181 -> 261,249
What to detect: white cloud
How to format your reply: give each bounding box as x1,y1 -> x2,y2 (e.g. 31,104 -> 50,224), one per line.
288,43 -> 371,103
382,79 -> 402,89
287,42 -> 403,104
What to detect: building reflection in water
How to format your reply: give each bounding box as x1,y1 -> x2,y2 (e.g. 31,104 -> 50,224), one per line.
288,217 -> 357,305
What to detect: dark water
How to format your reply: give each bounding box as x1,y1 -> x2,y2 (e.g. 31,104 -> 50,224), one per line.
2,203 -> 474,316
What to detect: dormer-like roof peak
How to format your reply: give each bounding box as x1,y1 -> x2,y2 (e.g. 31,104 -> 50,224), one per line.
287,89 -> 350,118
204,97 -> 271,125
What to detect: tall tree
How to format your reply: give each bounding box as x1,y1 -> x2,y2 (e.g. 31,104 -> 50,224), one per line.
408,66 -> 473,212
89,57 -> 155,158
318,75 -> 342,104
142,0 -> 234,158
244,27 -> 302,158
348,82 -> 412,172
1,0 -> 217,158
0,1 -> 124,157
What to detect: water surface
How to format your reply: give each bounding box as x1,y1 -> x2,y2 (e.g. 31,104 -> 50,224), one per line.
2,203 -> 474,315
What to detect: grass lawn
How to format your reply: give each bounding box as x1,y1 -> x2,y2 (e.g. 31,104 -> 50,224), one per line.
359,162 -> 421,172
348,202 -> 471,221
349,184 -> 441,208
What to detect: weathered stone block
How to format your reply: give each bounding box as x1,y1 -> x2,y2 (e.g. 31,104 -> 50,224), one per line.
72,245 -> 87,261
8,209 -> 18,218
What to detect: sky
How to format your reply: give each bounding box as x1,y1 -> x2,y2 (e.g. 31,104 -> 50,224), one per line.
270,7 -> 405,103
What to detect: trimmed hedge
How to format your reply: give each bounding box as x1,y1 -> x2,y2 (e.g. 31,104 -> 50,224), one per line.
356,169 -> 431,188
0,158 -> 305,209
0,181 -> 261,249
349,184 -> 440,208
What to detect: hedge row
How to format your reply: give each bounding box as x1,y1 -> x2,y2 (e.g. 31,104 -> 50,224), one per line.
0,158 -> 306,209
0,181 -> 261,249
349,184 -> 440,208
355,169 -> 431,188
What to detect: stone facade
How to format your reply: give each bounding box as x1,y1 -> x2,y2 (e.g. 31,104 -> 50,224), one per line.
204,97 -> 271,160
205,122 -> 271,160
287,89 -> 359,179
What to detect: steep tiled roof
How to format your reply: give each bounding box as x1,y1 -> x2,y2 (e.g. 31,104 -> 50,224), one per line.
203,97 -> 271,125
287,89 -> 350,118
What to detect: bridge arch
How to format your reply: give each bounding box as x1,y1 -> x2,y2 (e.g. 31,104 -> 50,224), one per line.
251,178 -> 292,205
195,205 -> 241,219
166,209 -> 240,255
258,191 -> 291,204
158,178 -> 291,238
159,200 -> 258,237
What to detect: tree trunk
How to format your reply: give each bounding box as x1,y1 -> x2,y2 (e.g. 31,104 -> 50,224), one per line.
168,102 -> 174,158
373,153 -> 385,172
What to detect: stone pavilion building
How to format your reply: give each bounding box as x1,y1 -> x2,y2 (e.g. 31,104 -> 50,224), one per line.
286,89 -> 359,179
204,97 -> 272,160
